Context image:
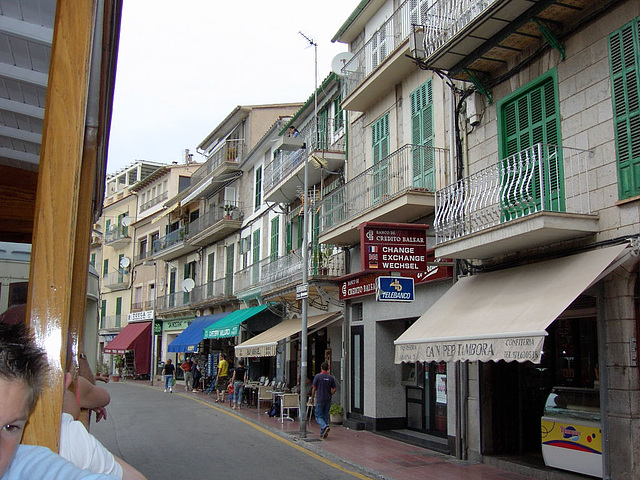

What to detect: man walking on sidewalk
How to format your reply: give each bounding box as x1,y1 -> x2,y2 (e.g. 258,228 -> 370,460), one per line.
311,362 -> 337,439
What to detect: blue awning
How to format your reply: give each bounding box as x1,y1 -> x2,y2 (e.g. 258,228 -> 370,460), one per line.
167,313 -> 229,353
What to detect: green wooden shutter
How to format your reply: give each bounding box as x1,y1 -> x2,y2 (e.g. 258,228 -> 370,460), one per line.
285,220 -> 293,254
90,253 -> 96,268
207,253 -> 215,283
254,166 -> 263,210
252,229 -> 261,284
100,300 -> 106,329
609,19 -> 640,199
225,244 -> 234,295
103,258 -> 109,277
118,254 -> 125,282
333,95 -> 344,131
317,108 -> 329,149
410,80 -> 434,190
296,216 -> 303,249
499,73 -> 563,219
270,217 -> 280,261
115,297 -> 122,328
372,114 -> 390,202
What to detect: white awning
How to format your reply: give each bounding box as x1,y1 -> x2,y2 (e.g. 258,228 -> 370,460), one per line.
394,244 -> 629,364
235,312 -> 341,357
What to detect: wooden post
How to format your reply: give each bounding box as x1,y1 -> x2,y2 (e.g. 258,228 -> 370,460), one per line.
22,0 -> 97,450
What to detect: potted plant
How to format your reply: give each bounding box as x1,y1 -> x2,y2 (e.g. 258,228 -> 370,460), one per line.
329,403 -> 343,424
222,204 -> 236,220
111,355 -> 124,382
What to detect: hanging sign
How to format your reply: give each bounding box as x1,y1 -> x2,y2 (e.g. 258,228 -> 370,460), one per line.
359,222 -> 429,272
376,276 -> 415,302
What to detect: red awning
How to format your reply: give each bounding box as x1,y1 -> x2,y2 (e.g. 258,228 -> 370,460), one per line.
104,321 -> 151,375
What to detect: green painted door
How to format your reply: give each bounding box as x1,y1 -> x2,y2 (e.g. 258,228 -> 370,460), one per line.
499,73 -> 563,220
411,80 -> 435,190
270,217 -> 279,261
252,229 -> 260,284
115,297 -> 122,328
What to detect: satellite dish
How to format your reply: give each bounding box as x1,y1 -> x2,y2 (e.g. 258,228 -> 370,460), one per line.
182,278 -> 195,293
121,216 -> 132,227
108,224 -> 116,232
119,257 -> 131,269
331,52 -> 357,75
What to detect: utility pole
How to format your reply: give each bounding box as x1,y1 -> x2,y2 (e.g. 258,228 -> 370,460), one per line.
298,30 -> 318,439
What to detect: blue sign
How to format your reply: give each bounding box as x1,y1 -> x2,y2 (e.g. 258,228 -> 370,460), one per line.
376,276 -> 415,302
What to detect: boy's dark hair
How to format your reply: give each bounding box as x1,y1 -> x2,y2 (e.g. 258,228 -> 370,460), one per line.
321,362 -> 329,372
0,323 -> 47,410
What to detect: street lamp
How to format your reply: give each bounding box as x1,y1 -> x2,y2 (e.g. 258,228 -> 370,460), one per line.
143,260 -> 158,386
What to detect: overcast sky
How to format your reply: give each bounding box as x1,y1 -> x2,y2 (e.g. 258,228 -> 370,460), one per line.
106,1 -> 359,174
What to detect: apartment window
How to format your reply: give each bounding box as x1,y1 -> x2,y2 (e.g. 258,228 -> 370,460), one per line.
90,253 -> 96,268
317,108 -> 329,150
254,166 -> 263,211
102,258 -> 109,277
270,216 -> 280,261
115,297 -> 122,328
410,80 -> 435,190
100,299 -> 106,329
207,252 -> 215,283
609,17 -> 640,199
372,113 -> 390,202
150,232 -> 159,253
252,229 -> 261,264
285,221 -> 293,254
139,239 -> 147,260
498,70 -> 562,219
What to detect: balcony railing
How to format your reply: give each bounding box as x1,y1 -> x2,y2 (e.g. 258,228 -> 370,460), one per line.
104,225 -> 130,244
434,143 -> 592,244
259,249 -> 346,291
131,300 -> 154,312
156,291 -> 190,311
102,270 -> 130,289
102,314 -> 123,329
151,226 -> 187,255
190,278 -> 230,304
264,119 -> 346,194
190,138 -> 244,186
234,257 -> 271,294
140,191 -> 168,213
188,201 -> 243,238
320,144 -> 446,232
342,0 -> 493,100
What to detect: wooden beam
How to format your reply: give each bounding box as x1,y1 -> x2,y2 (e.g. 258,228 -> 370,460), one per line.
23,0 -> 96,450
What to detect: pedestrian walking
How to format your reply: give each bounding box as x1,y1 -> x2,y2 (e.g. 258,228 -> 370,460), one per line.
180,357 -> 193,392
311,362 -> 337,439
215,354 -> 229,403
230,360 -> 247,410
191,358 -> 202,392
161,359 -> 175,393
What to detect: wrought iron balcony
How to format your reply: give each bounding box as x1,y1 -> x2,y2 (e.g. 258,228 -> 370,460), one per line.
102,270 -> 130,290
234,257 -> 271,296
139,190 -> 168,213
104,225 -> 131,247
190,139 -> 244,186
264,118 -> 346,203
187,201 -> 243,247
319,144 -> 447,245
259,249 -> 346,293
150,226 -> 197,261
190,278 -> 232,306
434,143 -> 598,259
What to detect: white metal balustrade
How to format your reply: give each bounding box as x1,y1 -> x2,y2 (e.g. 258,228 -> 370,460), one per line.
264,118 -> 346,194
434,143 -> 592,244
190,139 -> 244,186
234,257 -> 271,295
320,144 -> 446,233
188,201 -> 243,238
341,0 -> 495,100
259,249 -> 346,291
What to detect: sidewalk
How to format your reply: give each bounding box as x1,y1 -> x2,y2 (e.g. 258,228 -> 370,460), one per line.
152,380 -> 536,480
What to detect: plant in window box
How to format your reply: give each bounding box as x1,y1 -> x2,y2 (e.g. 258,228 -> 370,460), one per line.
329,403 -> 343,424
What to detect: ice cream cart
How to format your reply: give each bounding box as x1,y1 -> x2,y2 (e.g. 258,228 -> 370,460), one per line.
541,387 -> 602,478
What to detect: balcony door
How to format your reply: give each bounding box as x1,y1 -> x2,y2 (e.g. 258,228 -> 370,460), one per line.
499,72 -> 564,221
372,113 -> 390,203
411,80 -> 434,190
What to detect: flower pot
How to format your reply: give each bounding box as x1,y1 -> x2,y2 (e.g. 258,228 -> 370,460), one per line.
330,413 -> 343,425
109,374 -> 121,382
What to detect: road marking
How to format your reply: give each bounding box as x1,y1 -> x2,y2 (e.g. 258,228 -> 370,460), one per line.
181,394 -> 372,479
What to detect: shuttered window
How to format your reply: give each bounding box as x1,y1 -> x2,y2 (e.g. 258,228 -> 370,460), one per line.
270,216 -> 280,261
372,114 -> 390,202
609,18 -> 640,199
498,71 -> 563,219
410,80 -> 434,190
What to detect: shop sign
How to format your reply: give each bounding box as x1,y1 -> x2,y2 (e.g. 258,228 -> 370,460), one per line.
102,334 -> 117,342
376,276 -> 414,302
205,325 -> 240,339
154,320 -> 163,336
296,283 -> 308,300
128,310 -> 153,322
339,250 -> 453,300
164,318 -> 192,331
359,222 -> 429,272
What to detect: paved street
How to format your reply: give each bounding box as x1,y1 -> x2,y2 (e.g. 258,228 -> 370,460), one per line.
90,381 -> 372,480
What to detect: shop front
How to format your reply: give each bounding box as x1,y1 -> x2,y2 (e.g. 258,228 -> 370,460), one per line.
103,321 -> 151,377
394,244 -> 630,472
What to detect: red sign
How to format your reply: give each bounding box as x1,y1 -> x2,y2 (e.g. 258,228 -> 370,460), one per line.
359,222 -> 429,272
340,250 -> 453,300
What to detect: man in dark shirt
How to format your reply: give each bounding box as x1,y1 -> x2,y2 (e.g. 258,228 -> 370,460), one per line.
311,362 -> 337,439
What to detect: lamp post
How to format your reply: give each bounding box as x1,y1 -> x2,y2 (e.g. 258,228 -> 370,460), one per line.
144,260 -> 158,386
298,31 -> 318,439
